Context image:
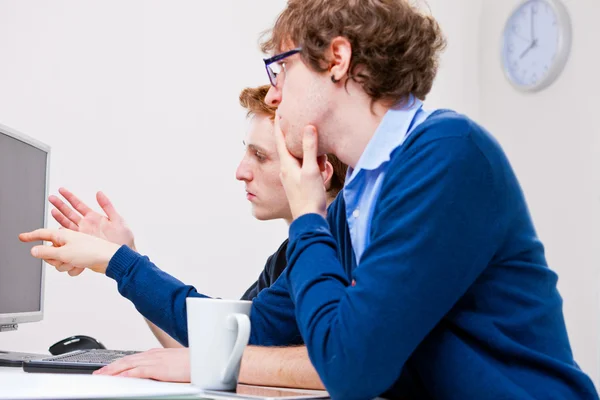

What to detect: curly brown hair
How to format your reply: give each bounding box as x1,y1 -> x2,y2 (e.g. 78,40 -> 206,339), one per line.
239,85 -> 348,197
239,85 -> 277,120
260,0 -> 446,106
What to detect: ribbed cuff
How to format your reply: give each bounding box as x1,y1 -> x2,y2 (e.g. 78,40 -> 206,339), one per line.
289,213 -> 329,242
106,245 -> 138,282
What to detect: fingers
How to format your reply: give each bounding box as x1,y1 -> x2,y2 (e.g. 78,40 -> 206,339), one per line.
273,112 -> 298,170
19,229 -> 62,244
49,196 -> 81,228
301,126 -> 321,176
117,366 -> 155,379
95,348 -> 190,383
21,230 -> 85,276
47,260 -> 62,268
96,191 -> 121,222
95,354 -> 139,376
95,350 -> 160,376
273,112 -> 288,156
68,267 -> 85,277
59,187 -> 93,216
45,259 -> 63,269
46,260 -> 82,276
317,154 -> 328,172
50,208 -> 79,230
30,244 -> 62,260
55,263 -> 77,273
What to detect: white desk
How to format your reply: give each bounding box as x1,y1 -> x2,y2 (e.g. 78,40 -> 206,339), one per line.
0,366 -> 204,399
0,367 -> 329,400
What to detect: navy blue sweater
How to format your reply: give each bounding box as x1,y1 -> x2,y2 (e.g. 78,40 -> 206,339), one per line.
107,111 -> 597,399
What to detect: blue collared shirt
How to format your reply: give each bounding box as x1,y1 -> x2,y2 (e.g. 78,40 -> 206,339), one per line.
343,99 -> 433,263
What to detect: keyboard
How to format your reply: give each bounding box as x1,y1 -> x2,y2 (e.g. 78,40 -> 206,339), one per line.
0,350 -> 48,367
23,349 -> 139,374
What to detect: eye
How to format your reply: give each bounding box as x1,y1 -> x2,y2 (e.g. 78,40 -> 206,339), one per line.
270,62 -> 284,76
254,151 -> 267,162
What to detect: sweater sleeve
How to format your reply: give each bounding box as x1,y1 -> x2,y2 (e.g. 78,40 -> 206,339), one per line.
248,271 -> 303,346
285,135 -> 506,400
107,245 -> 302,348
107,245 -> 208,346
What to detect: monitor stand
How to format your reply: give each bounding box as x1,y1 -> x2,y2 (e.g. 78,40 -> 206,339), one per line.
0,324 -> 49,367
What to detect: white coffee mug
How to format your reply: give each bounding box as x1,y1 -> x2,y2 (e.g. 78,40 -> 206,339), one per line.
186,297 -> 252,390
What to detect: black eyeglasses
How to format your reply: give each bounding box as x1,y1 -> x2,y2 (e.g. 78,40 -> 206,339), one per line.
263,47 -> 302,87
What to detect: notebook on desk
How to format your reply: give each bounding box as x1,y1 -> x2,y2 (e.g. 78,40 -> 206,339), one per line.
202,385 -> 329,400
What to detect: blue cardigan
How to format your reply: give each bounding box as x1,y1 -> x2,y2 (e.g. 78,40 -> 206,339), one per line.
106,111 -> 597,399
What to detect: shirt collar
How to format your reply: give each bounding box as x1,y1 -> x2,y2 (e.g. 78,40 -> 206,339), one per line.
347,97 -> 424,179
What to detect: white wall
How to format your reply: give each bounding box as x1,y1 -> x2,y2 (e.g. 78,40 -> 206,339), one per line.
479,0 -> 600,385
423,0 -> 483,118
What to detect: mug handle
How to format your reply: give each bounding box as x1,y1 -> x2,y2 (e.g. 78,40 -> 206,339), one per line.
221,313 -> 251,384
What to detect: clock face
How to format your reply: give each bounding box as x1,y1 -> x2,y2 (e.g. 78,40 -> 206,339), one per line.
502,0 -> 570,91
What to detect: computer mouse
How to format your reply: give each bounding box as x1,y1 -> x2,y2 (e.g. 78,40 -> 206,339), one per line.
48,335 -> 106,356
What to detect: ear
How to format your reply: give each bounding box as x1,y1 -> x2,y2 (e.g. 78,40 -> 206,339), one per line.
320,156 -> 335,191
328,36 -> 352,82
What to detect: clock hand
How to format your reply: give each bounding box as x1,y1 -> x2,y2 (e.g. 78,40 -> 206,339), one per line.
531,5 -> 535,41
520,41 -> 535,59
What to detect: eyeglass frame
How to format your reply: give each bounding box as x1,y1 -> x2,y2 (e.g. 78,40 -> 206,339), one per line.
263,47 -> 303,87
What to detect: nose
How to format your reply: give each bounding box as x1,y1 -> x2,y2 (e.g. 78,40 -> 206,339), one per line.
265,85 -> 281,107
236,156 -> 253,182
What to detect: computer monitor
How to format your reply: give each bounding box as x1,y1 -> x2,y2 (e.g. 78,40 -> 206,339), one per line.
0,123 -> 49,332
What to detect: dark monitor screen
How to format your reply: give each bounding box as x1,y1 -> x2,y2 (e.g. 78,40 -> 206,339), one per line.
0,128 -> 47,316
